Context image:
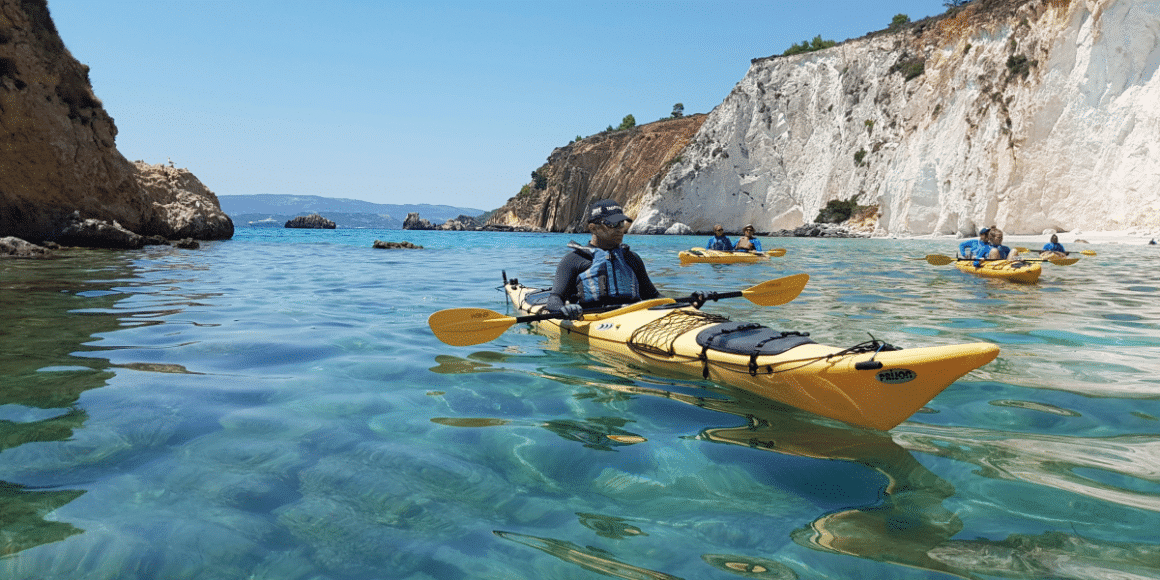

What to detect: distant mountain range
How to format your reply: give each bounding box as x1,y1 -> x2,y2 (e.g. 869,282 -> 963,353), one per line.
218,194 -> 488,229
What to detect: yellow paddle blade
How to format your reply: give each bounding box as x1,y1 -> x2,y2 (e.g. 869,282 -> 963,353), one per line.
1080,250 -> 1097,256
925,254 -> 956,266
428,308 -> 518,346
1015,247 -> 1031,253
767,248 -> 787,257
740,273 -> 809,306
1047,257 -> 1080,265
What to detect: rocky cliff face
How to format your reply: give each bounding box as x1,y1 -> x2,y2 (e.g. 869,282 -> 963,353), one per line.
633,0 -> 1160,236
0,0 -> 232,246
487,115 -> 706,232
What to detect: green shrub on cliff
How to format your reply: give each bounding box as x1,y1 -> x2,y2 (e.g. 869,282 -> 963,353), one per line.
815,197 -> 863,224
531,169 -> 547,190
890,56 -> 925,81
1006,54 -> 1036,79
853,149 -> 867,166
783,35 -> 837,56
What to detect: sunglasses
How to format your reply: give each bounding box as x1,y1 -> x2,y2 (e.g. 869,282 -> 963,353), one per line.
596,219 -> 630,228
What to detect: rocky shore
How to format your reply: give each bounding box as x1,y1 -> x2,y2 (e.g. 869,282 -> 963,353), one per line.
768,223 -> 868,238
402,212 -> 541,232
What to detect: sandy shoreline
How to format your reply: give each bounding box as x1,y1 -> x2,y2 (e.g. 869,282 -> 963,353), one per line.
877,229 -> 1160,246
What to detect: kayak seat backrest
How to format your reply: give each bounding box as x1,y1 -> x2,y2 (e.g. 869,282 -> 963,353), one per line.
696,322 -> 815,356
696,322 -> 815,378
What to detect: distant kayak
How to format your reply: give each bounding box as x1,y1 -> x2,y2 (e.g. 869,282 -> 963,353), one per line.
679,248 -> 779,264
955,259 -> 1042,284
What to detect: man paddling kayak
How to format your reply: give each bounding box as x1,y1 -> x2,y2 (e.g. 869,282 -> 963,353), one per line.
546,199 -> 704,319
958,227 -> 991,260
705,224 -> 733,251
734,224 -> 763,252
1040,234 -> 1067,258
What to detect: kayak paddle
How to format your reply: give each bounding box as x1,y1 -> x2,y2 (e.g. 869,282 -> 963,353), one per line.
429,298 -> 673,347
1014,246 -> 1097,256
922,254 -> 1080,266
428,273 -> 810,346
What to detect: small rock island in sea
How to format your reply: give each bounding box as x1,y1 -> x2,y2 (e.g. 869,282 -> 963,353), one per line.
284,214 -> 336,229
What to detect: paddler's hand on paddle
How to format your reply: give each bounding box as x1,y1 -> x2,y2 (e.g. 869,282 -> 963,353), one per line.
689,291 -> 707,309
560,303 -> 583,320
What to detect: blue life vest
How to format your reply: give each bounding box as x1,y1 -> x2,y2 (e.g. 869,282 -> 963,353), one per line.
706,235 -> 733,251
1042,242 -> 1066,253
992,245 -> 1011,259
576,245 -> 640,304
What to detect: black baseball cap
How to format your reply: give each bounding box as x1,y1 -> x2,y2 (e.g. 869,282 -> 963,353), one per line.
587,199 -> 632,224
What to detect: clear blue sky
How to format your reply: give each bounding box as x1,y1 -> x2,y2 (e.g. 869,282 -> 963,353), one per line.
49,0 -> 950,211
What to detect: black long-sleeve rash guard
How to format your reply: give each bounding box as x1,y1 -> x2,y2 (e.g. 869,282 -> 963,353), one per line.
544,245 -> 662,312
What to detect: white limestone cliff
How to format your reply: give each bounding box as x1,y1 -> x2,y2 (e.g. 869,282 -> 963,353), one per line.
631,0 -> 1160,237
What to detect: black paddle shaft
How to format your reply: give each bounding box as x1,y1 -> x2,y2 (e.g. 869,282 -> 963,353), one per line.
516,291 -> 727,323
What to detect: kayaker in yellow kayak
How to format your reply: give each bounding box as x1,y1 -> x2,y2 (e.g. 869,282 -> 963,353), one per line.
1040,234 -> 1067,258
958,227 -> 991,259
984,228 -> 1021,260
547,199 -> 704,319
733,224 -> 763,252
706,224 -> 733,251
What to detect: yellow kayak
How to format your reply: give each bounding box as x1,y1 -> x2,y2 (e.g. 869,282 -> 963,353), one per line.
954,259 -> 1042,284
503,278 -> 999,431
679,248 -> 772,264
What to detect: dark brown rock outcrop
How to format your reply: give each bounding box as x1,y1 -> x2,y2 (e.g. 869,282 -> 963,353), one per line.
284,213 -> 336,229
485,115 -> 706,233
0,0 -> 233,248
372,240 -> 422,249
402,213 -> 435,230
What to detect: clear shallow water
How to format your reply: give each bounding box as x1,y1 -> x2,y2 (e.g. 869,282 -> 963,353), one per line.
1,228 -> 1158,579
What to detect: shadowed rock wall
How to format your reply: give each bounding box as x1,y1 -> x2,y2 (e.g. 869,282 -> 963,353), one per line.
0,0 -> 232,246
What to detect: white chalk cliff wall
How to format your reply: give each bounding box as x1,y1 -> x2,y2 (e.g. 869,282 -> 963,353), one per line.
632,0 -> 1160,236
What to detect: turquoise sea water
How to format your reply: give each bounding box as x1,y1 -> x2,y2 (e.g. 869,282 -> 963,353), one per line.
2,228 -> 1159,580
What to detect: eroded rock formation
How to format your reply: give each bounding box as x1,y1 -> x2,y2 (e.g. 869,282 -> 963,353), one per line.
487,0 -> 1159,237
0,0 -> 233,248
486,115 -> 706,232
438,214 -> 481,231
402,213 -> 435,230
635,0 -> 1160,236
